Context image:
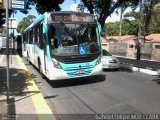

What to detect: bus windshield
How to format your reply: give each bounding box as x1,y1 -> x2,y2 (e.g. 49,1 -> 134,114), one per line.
48,23 -> 100,57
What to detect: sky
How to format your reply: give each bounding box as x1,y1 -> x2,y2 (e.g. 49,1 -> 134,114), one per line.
14,0 -> 81,25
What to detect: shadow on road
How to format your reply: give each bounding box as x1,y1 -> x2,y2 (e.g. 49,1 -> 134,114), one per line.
119,67 -> 133,73
48,74 -> 106,88
103,67 -> 133,73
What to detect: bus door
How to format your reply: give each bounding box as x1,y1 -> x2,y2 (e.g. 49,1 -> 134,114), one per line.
27,29 -> 34,63
22,35 -> 27,57
43,24 -> 47,73
38,23 -> 47,74
33,27 -> 39,66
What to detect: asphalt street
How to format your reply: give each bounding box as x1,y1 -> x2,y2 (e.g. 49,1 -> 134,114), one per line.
22,57 -> 160,120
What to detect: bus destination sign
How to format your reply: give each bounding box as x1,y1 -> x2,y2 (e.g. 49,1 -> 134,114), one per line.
51,13 -> 95,22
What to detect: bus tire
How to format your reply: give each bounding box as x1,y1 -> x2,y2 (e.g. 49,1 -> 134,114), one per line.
38,61 -> 45,79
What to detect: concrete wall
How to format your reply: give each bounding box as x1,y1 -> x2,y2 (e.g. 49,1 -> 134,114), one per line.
108,43 -> 127,56
102,41 -> 160,61
151,43 -> 160,60
102,43 -> 109,51
140,43 -> 152,59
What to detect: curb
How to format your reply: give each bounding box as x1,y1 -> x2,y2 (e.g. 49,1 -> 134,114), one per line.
16,54 -> 56,120
120,63 -> 159,76
131,66 -> 158,75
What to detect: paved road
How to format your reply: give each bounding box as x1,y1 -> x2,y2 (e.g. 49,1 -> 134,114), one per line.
22,57 -> 160,120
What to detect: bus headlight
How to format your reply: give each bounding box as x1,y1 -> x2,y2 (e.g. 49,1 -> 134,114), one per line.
96,56 -> 101,65
52,59 -> 61,69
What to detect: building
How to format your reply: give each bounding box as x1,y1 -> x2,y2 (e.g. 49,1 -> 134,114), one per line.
146,34 -> 160,60
102,34 -> 160,60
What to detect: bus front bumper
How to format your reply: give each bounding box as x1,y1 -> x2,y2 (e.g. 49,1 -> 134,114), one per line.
48,63 -> 102,80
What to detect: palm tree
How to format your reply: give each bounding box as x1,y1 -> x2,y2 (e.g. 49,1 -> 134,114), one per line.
147,1 -> 160,34
123,0 -> 160,35
116,1 -> 139,42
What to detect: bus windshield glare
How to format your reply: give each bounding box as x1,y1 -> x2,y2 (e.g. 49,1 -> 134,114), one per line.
48,22 -> 100,57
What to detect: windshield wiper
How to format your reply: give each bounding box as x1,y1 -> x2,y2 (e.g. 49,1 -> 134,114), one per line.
78,24 -> 88,36
60,22 -> 77,41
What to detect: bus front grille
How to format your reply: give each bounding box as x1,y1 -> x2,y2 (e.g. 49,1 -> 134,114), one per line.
60,56 -> 95,64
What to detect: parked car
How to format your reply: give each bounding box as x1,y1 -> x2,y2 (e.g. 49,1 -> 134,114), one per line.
102,49 -> 120,70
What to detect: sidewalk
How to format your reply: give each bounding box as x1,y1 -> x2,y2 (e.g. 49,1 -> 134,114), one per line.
116,55 -> 160,76
0,50 -> 56,120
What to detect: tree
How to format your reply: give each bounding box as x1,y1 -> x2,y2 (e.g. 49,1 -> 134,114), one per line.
28,0 -> 64,14
115,1 -> 135,41
79,0 -> 139,29
105,20 -> 139,36
1,0 -> 141,29
23,15 -> 36,22
17,0 -> 140,29
123,0 -> 160,35
0,0 -> 64,27
17,15 -> 36,33
146,0 -> 160,34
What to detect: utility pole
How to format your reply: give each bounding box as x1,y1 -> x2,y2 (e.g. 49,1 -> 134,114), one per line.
119,8 -> 122,43
6,0 -> 10,103
137,0 -> 142,60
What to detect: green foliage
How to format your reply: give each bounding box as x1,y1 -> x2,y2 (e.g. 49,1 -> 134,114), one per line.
105,20 -> 139,36
104,22 -> 119,36
28,0 -> 64,14
17,21 -> 31,33
123,0 -> 160,35
127,20 -> 139,35
16,15 -> 36,33
0,0 -> 140,28
148,22 -> 160,34
0,0 -> 64,27
80,0 -> 140,28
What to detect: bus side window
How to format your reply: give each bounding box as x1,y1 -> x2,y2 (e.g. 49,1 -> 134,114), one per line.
26,32 -> 28,43
29,29 -> 33,44
23,34 -> 26,51
39,24 -> 44,49
34,27 -> 38,43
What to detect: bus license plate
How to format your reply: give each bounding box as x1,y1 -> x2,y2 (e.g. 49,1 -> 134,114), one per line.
76,70 -> 84,74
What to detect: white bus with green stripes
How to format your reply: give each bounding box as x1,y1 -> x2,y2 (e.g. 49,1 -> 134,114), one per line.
23,11 -> 103,80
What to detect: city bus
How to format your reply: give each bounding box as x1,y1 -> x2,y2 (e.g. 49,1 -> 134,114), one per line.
23,11 -> 103,80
